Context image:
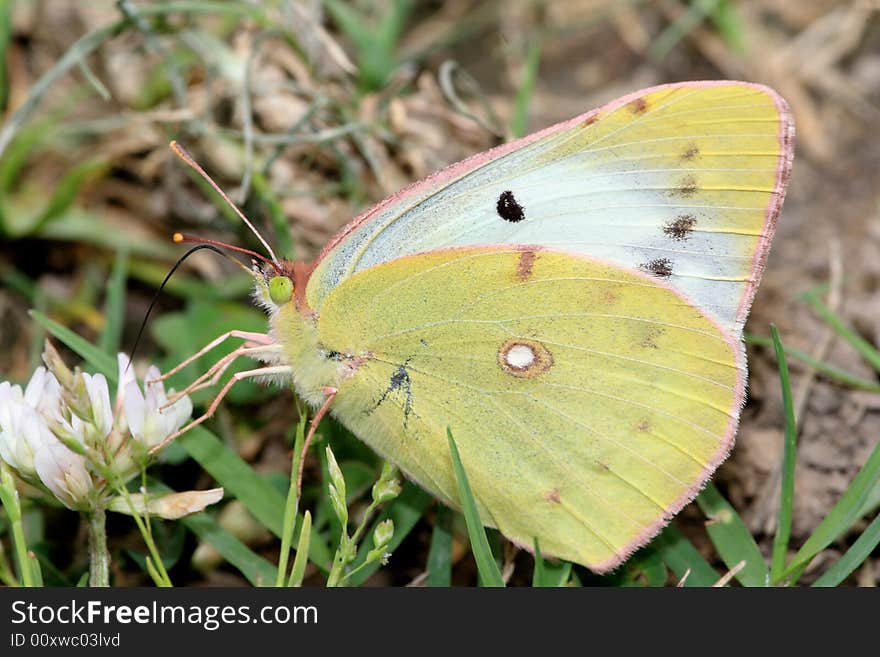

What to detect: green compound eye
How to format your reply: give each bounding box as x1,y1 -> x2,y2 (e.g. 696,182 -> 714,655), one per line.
268,275 -> 294,305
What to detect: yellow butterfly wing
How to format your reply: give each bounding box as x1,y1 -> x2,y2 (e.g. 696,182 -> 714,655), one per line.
272,81 -> 794,571
282,247 -> 740,571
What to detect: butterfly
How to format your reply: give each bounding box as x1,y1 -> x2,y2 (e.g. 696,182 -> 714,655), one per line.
162,80 -> 794,573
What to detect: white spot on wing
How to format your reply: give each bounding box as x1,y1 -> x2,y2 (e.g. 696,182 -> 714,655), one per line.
506,344 -> 536,368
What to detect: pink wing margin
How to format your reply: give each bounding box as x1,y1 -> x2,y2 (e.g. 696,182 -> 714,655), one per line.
313,80 -> 796,573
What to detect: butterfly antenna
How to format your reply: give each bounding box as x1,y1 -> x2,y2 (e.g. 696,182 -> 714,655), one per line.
169,141 -> 279,263
126,243 -> 255,376
173,232 -> 283,275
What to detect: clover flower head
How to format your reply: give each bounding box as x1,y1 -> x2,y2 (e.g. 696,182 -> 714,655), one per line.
123,363 -> 192,452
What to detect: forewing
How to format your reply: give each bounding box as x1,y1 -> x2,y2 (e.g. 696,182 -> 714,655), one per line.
317,247 -> 742,571
307,81 -> 794,335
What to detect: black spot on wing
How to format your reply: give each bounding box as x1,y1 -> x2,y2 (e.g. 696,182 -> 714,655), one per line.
674,175 -> 699,198
370,358 -> 415,428
663,215 -> 697,240
681,143 -> 700,160
640,258 -> 673,278
496,190 -> 525,222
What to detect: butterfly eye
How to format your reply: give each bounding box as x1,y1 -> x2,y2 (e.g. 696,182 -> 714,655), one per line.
268,275 -> 294,305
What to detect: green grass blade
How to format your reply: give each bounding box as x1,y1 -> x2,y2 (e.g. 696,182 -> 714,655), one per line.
620,549 -> 667,587
31,160 -> 109,233
29,310 -> 116,379
708,0 -> 745,53
0,122 -> 51,196
347,483 -> 433,586
0,0 -> 10,110
855,481 -> 880,519
177,427 -> 331,571
745,334 -> 880,392
769,325 -> 798,581
532,537 -> 546,587
27,552 -> 43,587
696,484 -> 767,586
287,511 -> 312,587
542,559 -> 572,587
509,38 -> 542,139
811,512 -> 880,587
426,504 -> 453,587
181,512 -> 276,586
531,538 -> 572,587
275,419 -> 306,586
802,292 -> 880,372
446,428 -> 504,587
653,525 -> 719,586
98,249 -> 129,355
778,438 -> 880,584
649,0 -> 722,61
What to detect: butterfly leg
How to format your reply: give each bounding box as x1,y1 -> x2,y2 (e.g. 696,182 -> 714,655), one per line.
149,330 -> 276,383
297,386 -> 338,497
161,344 -> 283,409
149,364 -> 293,455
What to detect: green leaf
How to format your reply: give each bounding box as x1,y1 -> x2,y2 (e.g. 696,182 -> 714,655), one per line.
696,484 -> 767,586
30,310 -> 116,380
99,249 -> 129,355
446,428 -> 504,587
29,160 -> 110,234
532,537 -> 572,587
36,208 -> 176,259
276,419 -> 306,587
426,505 -> 453,587
653,525 -> 719,586
811,512 -> 880,587
288,511 -> 312,587
324,0 -> 414,91
0,0 -> 10,110
620,549 -> 666,587
182,512 -> 277,586
769,325 -> 798,581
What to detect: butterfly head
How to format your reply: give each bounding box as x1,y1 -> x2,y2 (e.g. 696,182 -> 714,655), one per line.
254,261 -> 293,310
268,273 -> 293,305
252,259 -> 316,317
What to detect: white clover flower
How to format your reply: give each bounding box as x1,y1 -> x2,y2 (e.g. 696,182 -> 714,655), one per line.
82,372 -> 113,439
23,366 -> 62,420
0,369 -> 91,508
52,373 -> 113,455
32,435 -> 91,510
115,353 -> 137,433
0,372 -> 59,478
0,381 -> 41,478
123,364 -> 192,452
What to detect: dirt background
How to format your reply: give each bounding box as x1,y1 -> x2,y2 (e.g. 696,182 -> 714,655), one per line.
1,1 -> 879,585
